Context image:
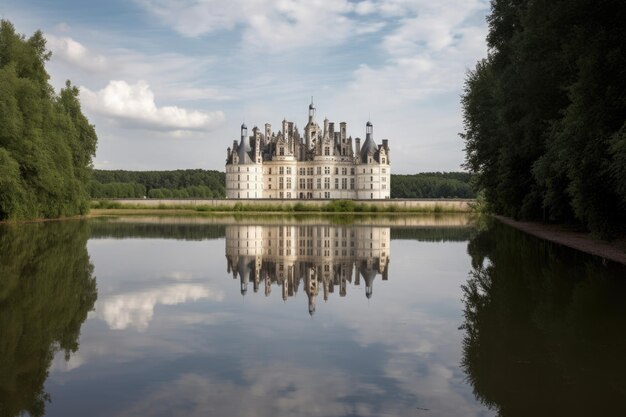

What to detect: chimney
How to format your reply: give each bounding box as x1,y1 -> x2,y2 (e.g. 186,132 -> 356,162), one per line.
355,138 -> 361,159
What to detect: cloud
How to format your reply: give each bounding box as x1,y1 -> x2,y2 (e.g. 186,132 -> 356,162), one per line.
98,283 -> 224,330
46,34 -> 108,72
80,80 -> 226,132
136,0 -> 360,51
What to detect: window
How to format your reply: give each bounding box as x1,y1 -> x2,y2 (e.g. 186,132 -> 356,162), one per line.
317,167 -> 321,175
324,167 -> 330,175
269,184 -> 272,189
342,167 -> 347,175
300,168 -> 305,175
334,167 -> 339,175
286,167 -> 291,174
382,158 -> 386,163
325,147 -> 330,156
382,176 -> 386,182
279,177 -> 284,189
279,167 -> 284,174
350,178 -> 354,189
350,168 -> 355,175
335,178 -> 339,189
300,179 -> 305,189
317,178 -> 321,189
279,147 -> 284,156
324,177 -> 330,189
307,178 -> 313,189
382,168 -> 386,173
269,168 -> 272,174
286,178 -> 291,188
342,178 -> 347,189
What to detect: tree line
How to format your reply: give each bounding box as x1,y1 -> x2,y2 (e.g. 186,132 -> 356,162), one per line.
90,169 -> 226,198
461,0 -> 626,238
0,20 -> 97,221
390,172 -> 474,198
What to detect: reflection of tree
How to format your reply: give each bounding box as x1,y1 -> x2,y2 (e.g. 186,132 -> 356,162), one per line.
461,220 -> 626,417
0,221 -> 97,417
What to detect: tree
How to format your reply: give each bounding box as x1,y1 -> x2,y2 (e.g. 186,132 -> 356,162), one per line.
0,20 -> 97,220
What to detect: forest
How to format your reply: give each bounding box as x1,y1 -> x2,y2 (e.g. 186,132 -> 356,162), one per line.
0,20 -> 97,221
390,172 -> 474,199
89,169 -> 226,198
89,170 -> 472,199
461,0 -> 626,238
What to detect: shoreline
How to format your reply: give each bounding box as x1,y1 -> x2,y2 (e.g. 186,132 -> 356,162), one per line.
494,215 -> 626,265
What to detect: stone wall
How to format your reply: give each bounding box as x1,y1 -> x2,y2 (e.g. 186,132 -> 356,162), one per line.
104,198 -> 474,212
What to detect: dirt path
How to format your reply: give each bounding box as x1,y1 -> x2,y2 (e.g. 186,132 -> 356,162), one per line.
494,215 -> 626,265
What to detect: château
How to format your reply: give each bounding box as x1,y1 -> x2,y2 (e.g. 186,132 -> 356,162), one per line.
225,100 -> 391,199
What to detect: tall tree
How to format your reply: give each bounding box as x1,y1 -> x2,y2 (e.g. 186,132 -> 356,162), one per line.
461,0 -> 626,237
0,20 -> 97,220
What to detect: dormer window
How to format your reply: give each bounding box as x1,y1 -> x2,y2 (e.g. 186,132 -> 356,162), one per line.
325,147 -> 330,156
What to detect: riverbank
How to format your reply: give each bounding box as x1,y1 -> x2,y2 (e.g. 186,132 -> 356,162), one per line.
91,198 -> 474,213
494,215 -> 626,265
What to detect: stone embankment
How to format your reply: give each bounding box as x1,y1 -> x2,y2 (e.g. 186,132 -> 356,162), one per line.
102,198 -> 474,212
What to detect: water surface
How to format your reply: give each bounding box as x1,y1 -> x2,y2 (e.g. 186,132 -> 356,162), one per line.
1,216 -> 625,417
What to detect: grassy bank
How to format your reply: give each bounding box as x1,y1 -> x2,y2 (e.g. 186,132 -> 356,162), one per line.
91,199 -> 469,214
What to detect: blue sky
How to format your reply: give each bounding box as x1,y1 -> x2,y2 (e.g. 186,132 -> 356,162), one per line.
1,0 -> 490,173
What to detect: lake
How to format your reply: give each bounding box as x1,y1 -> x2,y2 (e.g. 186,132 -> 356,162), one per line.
1,215 -> 625,417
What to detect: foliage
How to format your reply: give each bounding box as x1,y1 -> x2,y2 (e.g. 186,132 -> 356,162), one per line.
0,221 -> 97,416
91,169 -> 225,198
461,220 -> 626,416
390,172 -> 474,198
0,20 -> 97,221
461,0 -> 626,238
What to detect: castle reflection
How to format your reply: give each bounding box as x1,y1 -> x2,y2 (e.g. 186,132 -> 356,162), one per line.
225,225 -> 390,315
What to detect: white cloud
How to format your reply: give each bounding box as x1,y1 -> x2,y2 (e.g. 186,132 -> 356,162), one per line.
136,0 -> 360,51
46,34 -> 108,72
80,80 -> 226,132
98,283 -> 224,330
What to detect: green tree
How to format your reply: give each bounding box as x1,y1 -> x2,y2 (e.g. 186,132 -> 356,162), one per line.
461,0 -> 626,237
0,20 -> 97,220
0,221 -> 97,416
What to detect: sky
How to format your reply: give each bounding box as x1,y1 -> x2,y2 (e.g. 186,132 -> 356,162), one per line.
1,0 -> 490,173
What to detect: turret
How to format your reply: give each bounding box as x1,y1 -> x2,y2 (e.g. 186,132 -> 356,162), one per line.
360,121 -> 377,163
308,98 -> 316,122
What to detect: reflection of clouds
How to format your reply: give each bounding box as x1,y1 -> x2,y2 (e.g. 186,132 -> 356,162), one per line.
119,366 -> 380,417
99,283 -> 224,330
119,363 -> 488,417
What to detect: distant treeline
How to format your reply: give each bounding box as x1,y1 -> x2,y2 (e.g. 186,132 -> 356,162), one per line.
391,172 -> 474,199
89,169 -> 226,199
461,0 -> 626,238
90,170 -> 473,199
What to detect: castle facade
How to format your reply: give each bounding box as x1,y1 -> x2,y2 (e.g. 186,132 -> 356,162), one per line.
225,101 -> 390,199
